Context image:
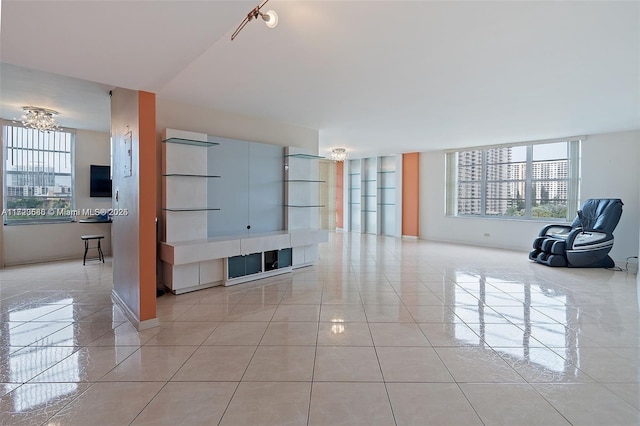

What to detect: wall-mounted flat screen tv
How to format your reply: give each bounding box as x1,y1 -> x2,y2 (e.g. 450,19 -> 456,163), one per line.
90,165 -> 112,197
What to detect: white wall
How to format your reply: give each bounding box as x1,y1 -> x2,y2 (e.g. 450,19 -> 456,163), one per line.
3,129 -> 112,266
156,99 -> 319,152
580,131 -> 639,264
420,130 -> 640,264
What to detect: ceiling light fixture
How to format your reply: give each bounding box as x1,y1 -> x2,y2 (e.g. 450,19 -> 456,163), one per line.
231,0 -> 279,41
21,106 -> 61,132
331,148 -> 347,162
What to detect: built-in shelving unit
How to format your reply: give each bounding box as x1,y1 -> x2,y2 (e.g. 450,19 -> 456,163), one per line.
284,147 -> 328,268
163,207 -> 221,212
161,129 -> 225,293
285,153 -> 325,160
348,162 -> 362,232
362,157 -> 377,234
162,138 -> 219,147
162,129 -> 221,244
344,155 -> 400,236
163,173 -> 221,178
285,147 -> 325,219
377,156 -> 397,236
161,132 -> 328,294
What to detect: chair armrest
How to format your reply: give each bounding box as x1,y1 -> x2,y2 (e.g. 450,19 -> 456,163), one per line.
539,224 -> 573,238
566,230 -> 614,249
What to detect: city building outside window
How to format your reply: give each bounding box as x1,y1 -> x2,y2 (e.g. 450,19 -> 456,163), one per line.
446,139 -> 581,221
2,122 -> 75,224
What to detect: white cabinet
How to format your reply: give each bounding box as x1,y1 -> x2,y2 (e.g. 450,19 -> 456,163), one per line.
160,229 -> 327,292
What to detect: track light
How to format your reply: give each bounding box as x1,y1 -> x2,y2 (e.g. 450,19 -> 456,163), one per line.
263,9 -> 278,29
231,0 -> 279,41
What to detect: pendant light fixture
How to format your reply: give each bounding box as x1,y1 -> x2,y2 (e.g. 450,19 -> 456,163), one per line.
21,106 -> 61,132
331,148 -> 347,162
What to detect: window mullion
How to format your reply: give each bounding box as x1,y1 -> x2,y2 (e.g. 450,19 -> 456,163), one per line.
566,140 -> 581,221
481,150 -> 487,217
524,145 -> 533,219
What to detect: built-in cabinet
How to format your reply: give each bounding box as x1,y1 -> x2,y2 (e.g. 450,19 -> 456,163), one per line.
207,137 -> 283,237
160,129 -> 327,294
345,155 -> 402,237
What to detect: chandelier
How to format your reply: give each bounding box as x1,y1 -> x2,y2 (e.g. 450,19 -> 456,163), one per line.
330,148 -> 347,162
22,106 -> 61,132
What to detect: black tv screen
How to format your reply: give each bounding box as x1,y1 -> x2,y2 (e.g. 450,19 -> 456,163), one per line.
90,165 -> 112,197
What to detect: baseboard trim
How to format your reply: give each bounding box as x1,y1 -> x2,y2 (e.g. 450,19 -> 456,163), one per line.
111,290 -> 160,331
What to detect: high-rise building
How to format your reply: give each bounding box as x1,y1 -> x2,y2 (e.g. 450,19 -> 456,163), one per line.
457,148 -> 569,215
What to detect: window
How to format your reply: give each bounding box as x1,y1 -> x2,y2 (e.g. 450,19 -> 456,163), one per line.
3,123 -> 75,224
446,139 -> 581,221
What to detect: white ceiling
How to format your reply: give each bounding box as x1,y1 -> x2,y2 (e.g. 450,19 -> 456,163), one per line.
1,0 -> 638,158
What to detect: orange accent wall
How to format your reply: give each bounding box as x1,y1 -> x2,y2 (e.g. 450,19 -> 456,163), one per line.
336,161 -> 344,228
402,153 -> 419,236
138,91 -> 157,322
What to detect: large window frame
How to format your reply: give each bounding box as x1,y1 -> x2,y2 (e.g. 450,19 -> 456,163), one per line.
2,121 -> 76,225
446,138 -> 581,221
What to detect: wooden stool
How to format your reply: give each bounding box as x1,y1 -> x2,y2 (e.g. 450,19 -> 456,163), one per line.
81,235 -> 105,265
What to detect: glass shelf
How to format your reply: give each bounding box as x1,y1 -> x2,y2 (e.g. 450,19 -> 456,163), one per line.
378,203 -> 396,206
162,138 -> 219,147
285,153 -> 325,160
284,205 -> 325,208
362,195 -> 376,197
362,210 -> 377,213
377,187 -> 396,189
362,179 -> 376,182
349,187 -> 361,190
378,170 -> 396,174
163,174 -> 221,178
163,207 -> 221,212
351,202 -> 361,205
348,173 -> 361,176
285,179 -> 326,183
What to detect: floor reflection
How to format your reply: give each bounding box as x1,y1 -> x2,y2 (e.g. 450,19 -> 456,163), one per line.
1,237 -> 639,425
451,272 -> 580,376
6,300 -> 79,412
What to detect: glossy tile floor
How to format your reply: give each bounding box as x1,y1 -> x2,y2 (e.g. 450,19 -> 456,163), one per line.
1,232 -> 640,425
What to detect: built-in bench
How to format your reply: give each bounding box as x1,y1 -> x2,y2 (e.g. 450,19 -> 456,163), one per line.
159,229 -> 328,294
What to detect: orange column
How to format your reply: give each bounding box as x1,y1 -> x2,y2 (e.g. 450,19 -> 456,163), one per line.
336,161 -> 344,229
402,153 -> 419,237
138,91 -> 157,322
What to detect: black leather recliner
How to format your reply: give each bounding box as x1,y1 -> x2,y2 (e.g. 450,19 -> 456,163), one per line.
529,198 -> 623,268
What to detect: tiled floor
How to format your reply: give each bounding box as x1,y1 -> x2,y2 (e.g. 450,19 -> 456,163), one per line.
1,232 -> 639,425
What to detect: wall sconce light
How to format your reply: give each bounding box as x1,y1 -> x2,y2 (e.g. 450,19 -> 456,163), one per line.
231,0 -> 279,41
330,148 -> 347,162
